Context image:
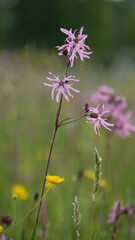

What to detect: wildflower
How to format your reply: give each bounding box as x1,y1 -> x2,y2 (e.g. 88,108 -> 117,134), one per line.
84,169 -> 95,180
114,111 -> 135,138
45,174 -> 64,189
84,169 -> 110,189
92,85 -> 115,105
44,72 -> 80,102
57,27 -> 92,67
12,185 -> 28,200
0,226 -> 4,232
100,179 -> 110,189
1,214 -> 12,227
1,235 -> 13,240
86,105 -> 114,136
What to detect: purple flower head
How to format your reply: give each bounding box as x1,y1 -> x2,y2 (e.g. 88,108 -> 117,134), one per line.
114,111 -> 135,138
57,27 -> 93,67
108,96 -> 127,116
91,85 -> 115,105
86,105 -> 114,136
107,201 -> 122,224
1,236 -> 13,240
1,214 -> 12,226
44,72 -> 80,102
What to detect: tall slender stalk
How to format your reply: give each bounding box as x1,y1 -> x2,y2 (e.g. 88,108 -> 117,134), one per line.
32,60 -> 70,240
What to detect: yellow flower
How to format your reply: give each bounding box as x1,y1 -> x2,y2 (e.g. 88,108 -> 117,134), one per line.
84,169 -> 95,180
45,174 -> 64,189
100,179 -> 111,189
0,225 -> 4,232
84,169 -> 110,189
12,185 -> 28,200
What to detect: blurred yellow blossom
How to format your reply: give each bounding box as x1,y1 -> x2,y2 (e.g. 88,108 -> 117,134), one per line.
84,169 -> 110,189
0,225 -> 3,232
12,185 -> 28,200
45,174 -> 64,189
84,169 -> 95,180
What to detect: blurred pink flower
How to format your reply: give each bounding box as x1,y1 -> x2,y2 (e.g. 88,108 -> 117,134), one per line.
1,235 -> 13,240
91,85 -> 115,105
107,201 -> 122,224
86,105 -> 114,135
57,27 -> 92,67
114,111 -> 135,138
43,72 -> 80,102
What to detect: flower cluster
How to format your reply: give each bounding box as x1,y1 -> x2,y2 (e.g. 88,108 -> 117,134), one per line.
86,105 -> 114,136
44,72 -> 80,102
91,85 -> 135,138
57,27 -> 93,67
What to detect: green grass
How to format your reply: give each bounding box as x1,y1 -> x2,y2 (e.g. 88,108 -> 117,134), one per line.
0,49 -> 135,240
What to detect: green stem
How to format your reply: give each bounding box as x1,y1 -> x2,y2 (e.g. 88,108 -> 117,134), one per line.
17,188 -> 50,226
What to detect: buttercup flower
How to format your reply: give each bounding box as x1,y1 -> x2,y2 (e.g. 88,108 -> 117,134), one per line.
45,174 -> 64,189
0,226 -> 4,233
84,169 -> 110,189
44,72 -> 80,102
12,185 -> 28,200
57,27 -> 92,67
86,105 -> 114,135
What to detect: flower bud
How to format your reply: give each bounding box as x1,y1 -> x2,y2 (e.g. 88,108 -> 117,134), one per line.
90,113 -> 98,118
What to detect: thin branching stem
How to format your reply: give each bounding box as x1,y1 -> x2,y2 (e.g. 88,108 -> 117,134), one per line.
59,113 -> 88,127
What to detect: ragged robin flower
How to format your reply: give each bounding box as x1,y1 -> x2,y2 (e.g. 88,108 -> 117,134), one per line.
44,72 -> 80,102
86,105 -> 114,136
12,185 -> 28,200
45,174 -> 64,189
57,27 -> 93,67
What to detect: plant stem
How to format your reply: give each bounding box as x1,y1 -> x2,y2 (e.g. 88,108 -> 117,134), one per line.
32,57 -> 70,240
59,113 -> 88,127
32,95 -> 63,240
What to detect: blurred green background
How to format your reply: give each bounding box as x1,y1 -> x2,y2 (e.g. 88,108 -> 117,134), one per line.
0,0 -> 135,240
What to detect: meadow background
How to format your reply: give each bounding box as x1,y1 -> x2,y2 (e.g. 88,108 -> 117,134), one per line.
0,0 -> 135,239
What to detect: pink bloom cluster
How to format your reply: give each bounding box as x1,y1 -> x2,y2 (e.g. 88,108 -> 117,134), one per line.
57,27 -> 93,67
44,72 -> 80,102
91,85 -> 135,138
86,105 -> 114,136
107,201 -> 135,224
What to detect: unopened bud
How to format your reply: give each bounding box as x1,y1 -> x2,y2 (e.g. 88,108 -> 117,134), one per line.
62,48 -> 68,56
90,113 -> 98,118
12,194 -> 18,200
84,103 -> 89,112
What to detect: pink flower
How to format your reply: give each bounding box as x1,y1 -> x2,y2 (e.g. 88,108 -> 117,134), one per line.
114,111 -> 135,138
86,105 -> 114,136
43,72 -> 80,102
1,235 -> 13,240
57,27 -> 93,67
107,201 -> 122,224
91,85 -> 115,105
